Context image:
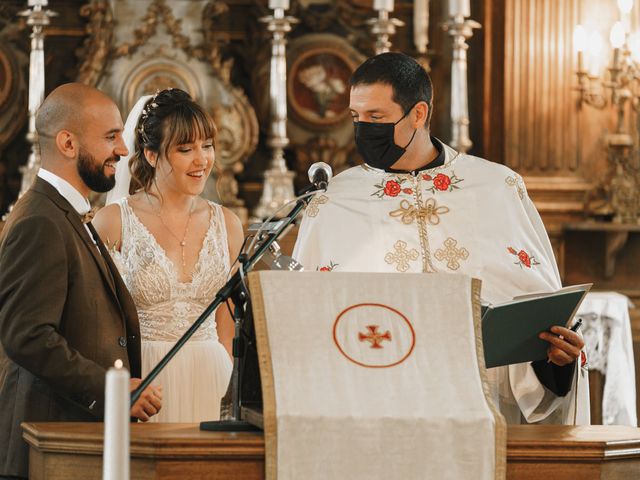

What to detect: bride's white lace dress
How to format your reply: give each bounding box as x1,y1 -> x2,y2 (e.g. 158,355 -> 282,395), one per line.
112,198 -> 233,422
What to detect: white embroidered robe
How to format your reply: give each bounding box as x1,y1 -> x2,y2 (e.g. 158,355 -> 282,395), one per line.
293,143 -> 590,425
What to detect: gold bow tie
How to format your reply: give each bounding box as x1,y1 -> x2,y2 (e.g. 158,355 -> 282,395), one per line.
81,207 -> 99,224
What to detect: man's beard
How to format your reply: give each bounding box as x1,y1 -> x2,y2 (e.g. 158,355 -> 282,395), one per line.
77,147 -> 118,193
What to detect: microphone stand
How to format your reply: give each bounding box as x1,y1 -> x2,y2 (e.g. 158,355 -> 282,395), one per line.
130,189 -> 315,431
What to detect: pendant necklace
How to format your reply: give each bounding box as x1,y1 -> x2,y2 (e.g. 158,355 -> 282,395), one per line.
149,195 -> 196,272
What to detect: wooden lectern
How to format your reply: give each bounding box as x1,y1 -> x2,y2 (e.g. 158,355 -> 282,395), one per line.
23,422 -> 640,480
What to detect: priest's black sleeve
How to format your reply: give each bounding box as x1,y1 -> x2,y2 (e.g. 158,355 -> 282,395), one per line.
531,360 -> 576,397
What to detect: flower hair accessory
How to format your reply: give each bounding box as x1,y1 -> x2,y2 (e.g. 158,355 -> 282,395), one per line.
137,90 -> 161,144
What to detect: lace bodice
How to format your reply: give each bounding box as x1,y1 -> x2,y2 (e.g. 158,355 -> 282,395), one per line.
112,198 -> 231,342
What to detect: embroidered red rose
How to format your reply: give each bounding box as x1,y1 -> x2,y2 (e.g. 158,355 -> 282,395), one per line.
317,261 -> 338,272
517,250 -> 531,268
433,173 -> 451,191
422,174 -> 433,181
384,180 -> 402,197
580,351 -> 587,368
403,188 -> 413,194
508,246 -> 539,268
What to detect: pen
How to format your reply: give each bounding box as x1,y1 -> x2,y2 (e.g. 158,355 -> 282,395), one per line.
558,318 -> 582,341
570,318 -> 582,332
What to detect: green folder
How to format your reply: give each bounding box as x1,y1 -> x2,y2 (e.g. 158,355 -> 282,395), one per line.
481,284 -> 592,368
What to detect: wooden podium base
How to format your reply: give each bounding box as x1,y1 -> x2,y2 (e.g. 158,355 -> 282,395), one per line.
22,422 -> 640,480
23,423 -> 264,480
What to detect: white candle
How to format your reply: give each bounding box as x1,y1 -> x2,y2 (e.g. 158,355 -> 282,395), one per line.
618,0 -> 634,15
587,31 -> 604,76
374,0 -> 394,12
610,21 -> 626,48
103,360 -> 130,480
629,32 -> 640,62
573,25 -> 587,52
269,0 -> 289,10
449,0 -> 470,18
414,0 -> 430,54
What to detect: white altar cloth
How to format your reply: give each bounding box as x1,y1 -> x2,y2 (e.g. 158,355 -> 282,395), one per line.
578,292 -> 636,426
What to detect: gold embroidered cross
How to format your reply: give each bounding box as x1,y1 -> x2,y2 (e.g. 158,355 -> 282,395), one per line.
384,240 -> 419,272
389,198 -> 450,225
505,175 -> 525,200
434,237 -> 469,271
306,194 -> 329,218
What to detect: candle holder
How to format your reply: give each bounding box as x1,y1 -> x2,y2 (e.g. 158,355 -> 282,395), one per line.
18,0 -> 57,196
577,28 -> 640,223
443,14 -> 481,154
252,7 -> 299,221
367,8 -> 404,55
575,68 -> 607,109
607,135 -> 638,223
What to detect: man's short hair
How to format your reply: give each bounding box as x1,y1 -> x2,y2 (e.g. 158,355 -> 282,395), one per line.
350,52 -> 433,128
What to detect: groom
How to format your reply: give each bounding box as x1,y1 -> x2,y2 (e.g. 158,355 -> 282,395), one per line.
0,83 -> 162,479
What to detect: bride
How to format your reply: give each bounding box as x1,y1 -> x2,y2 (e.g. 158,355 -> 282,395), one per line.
93,88 -> 243,422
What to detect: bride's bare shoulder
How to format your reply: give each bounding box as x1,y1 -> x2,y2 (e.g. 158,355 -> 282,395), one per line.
93,202 -> 123,250
220,206 -> 244,259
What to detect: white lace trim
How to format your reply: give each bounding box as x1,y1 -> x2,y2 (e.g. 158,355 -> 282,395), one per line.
112,198 -> 230,341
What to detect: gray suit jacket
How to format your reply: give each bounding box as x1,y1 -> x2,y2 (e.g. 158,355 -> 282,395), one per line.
0,178 -> 141,477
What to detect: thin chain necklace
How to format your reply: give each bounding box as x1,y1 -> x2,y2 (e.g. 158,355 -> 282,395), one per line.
147,194 -> 196,271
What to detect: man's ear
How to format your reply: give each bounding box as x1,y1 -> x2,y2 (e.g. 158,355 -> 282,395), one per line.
144,148 -> 158,168
413,101 -> 429,129
55,130 -> 78,159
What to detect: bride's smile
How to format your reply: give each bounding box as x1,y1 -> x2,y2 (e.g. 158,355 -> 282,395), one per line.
154,137 -> 215,197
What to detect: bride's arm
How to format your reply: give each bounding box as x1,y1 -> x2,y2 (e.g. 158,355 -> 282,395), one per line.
215,207 -> 245,359
93,203 -> 123,251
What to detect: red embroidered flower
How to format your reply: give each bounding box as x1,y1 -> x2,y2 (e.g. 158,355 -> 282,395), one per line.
384,180 -> 402,197
507,246 -> 540,268
403,188 -> 413,194
517,250 -> 531,268
433,173 -> 451,191
580,351 -> 587,368
422,174 -> 433,181
317,261 -> 338,272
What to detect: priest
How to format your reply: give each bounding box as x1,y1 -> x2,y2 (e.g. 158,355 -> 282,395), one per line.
293,52 -> 589,425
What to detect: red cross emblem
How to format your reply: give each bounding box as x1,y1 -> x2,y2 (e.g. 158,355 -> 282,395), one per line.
358,325 -> 392,349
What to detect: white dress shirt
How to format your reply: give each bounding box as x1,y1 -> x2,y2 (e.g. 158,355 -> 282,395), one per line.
37,168 -> 98,247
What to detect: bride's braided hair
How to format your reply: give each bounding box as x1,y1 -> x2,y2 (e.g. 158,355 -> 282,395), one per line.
129,88 -> 217,194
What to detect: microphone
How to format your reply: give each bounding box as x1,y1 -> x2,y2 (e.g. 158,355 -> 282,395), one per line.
308,162 -> 333,191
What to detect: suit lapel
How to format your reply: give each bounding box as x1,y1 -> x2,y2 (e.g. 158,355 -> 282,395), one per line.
32,178 -> 119,303
66,211 -> 119,301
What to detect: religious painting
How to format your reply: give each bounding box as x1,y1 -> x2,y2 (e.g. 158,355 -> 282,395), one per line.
288,45 -> 358,129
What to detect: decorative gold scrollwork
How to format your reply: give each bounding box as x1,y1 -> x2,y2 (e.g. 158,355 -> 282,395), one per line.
389,198 -> 450,226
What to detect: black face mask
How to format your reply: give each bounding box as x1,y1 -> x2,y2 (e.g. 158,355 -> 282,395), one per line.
353,108 -> 418,170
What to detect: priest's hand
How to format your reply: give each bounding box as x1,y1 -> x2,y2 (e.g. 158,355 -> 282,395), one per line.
129,378 -> 163,422
538,326 -> 584,367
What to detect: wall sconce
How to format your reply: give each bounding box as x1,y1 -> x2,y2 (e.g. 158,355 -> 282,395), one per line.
575,0 -> 640,224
